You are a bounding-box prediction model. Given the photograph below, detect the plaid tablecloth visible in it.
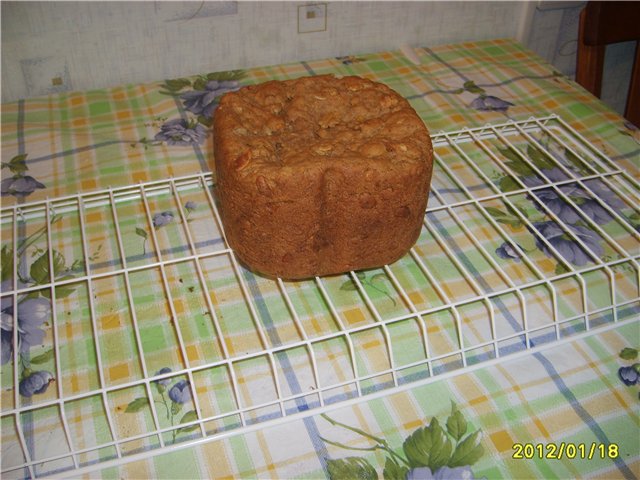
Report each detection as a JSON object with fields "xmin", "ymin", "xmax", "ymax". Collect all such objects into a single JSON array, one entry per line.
[{"xmin": 1, "ymin": 38, "xmax": 639, "ymax": 479}]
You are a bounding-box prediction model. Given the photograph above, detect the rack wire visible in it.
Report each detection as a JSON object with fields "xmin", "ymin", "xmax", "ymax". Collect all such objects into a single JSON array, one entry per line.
[{"xmin": 1, "ymin": 115, "xmax": 638, "ymax": 478}]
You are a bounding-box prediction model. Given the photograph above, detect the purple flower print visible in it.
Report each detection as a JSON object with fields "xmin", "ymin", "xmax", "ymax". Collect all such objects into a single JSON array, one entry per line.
[
  {"xmin": 407, "ymin": 466, "xmax": 484, "ymax": 480},
  {"xmin": 1, "ymin": 308, "xmax": 14, "ymax": 364},
  {"xmin": 541, "ymin": 186, "xmax": 617, "ymax": 225},
  {"xmin": 1, "ymin": 325, "xmax": 12, "ymax": 365},
  {"xmin": 0, "ymin": 297, "xmax": 51, "ymax": 365},
  {"xmin": 168, "ymin": 380, "xmax": 192, "ymax": 404},
  {"xmin": 530, "ymin": 187, "xmax": 585, "ymax": 225},
  {"xmin": 154, "ymin": 119, "xmax": 208, "ymax": 146},
  {"xmin": 532, "ymin": 221, "xmax": 603, "ymax": 266},
  {"xmin": 1, "ymin": 279, "xmax": 11, "ymax": 301},
  {"xmin": 19, "ymin": 370, "xmax": 54, "ymax": 397},
  {"xmin": 152, "ymin": 211, "xmax": 174, "ymax": 228},
  {"xmin": 523, "ymin": 170, "xmax": 624, "ymax": 226},
  {"xmin": 470, "ymin": 95, "xmax": 514, "ymax": 112},
  {"xmin": 336, "ymin": 55, "xmax": 365, "ymax": 65},
  {"xmin": 1, "ymin": 175, "xmax": 45, "ymax": 198},
  {"xmin": 1, "ymin": 153, "xmax": 45, "ymax": 198},
  {"xmin": 184, "ymin": 201, "xmax": 197, "ymax": 220},
  {"xmin": 181, "ymin": 80, "xmax": 240, "ymax": 118},
  {"xmin": 618, "ymin": 365, "xmax": 639, "ymax": 386},
  {"xmin": 495, "ymin": 242, "xmax": 523, "ymax": 261},
  {"xmin": 521, "ymin": 167, "xmax": 570, "ymax": 188},
  {"xmin": 154, "ymin": 367, "xmax": 173, "ymax": 387},
  {"xmin": 580, "ymin": 179, "xmax": 626, "ymax": 224},
  {"xmin": 405, "ymin": 467, "xmax": 430, "ymax": 480},
  {"xmin": 17, "ymin": 298, "xmax": 50, "ymax": 345}
]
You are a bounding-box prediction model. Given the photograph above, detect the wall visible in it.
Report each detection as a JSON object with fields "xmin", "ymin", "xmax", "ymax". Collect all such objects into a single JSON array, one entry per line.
[
  {"xmin": 525, "ymin": 1, "xmax": 635, "ymax": 116},
  {"xmin": 1, "ymin": 1, "xmax": 526, "ymax": 103}
]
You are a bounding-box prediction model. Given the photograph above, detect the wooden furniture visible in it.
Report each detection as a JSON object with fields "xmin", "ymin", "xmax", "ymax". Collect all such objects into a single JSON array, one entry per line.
[{"xmin": 576, "ymin": 1, "xmax": 640, "ymax": 125}]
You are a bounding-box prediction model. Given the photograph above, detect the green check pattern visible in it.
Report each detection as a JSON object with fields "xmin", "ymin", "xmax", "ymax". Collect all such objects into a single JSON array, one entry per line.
[{"xmin": 0, "ymin": 39, "xmax": 639, "ymax": 479}]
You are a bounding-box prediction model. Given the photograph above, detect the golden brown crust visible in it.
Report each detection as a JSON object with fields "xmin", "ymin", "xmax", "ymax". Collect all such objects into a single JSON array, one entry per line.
[{"xmin": 212, "ymin": 74, "xmax": 433, "ymax": 279}]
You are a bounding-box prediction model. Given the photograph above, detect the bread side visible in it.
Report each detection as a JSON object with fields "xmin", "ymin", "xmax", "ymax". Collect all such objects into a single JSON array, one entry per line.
[{"xmin": 213, "ymin": 75, "xmax": 433, "ymax": 279}]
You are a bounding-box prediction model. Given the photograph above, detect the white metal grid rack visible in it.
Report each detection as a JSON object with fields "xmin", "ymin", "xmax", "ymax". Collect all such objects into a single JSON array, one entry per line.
[{"xmin": 1, "ymin": 115, "xmax": 638, "ymax": 478}]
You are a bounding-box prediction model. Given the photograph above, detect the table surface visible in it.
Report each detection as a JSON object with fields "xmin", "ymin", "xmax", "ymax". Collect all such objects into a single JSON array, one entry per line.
[{"xmin": 1, "ymin": 38, "xmax": 639, "ymax": 480}]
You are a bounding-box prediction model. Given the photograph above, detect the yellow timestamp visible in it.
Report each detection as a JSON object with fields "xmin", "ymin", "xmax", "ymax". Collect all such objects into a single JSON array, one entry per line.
[{"xmin": 512, "ymin": 443, "xmax": 619, "ymax": 460}]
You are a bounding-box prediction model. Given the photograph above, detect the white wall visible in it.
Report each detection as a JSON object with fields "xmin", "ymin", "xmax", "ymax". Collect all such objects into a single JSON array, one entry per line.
[
  {"xmin": 1, "ymin": 1, "xmax": 526, "ymax": 102},
  {"xmin": 525, "ymin": 1, "xmax": 635, "ymax": 116}
]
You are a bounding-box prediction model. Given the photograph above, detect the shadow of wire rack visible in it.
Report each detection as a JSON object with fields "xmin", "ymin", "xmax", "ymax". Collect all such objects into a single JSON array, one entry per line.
[{"xmin": 1, "ymin": 115, "xmax": 638, "ymax": 478}]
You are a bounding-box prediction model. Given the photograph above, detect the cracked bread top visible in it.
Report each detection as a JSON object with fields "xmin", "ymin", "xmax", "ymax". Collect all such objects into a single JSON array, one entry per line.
[{"xmin": 213, "ymin": 75, "xmax": 431, "ymax": 175}]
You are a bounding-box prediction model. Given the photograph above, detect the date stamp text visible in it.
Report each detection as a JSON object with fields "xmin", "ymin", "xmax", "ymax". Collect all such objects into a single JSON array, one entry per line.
[{"xmin": 512, "ymin": 443, "xmax": 619, "ymax": 460}]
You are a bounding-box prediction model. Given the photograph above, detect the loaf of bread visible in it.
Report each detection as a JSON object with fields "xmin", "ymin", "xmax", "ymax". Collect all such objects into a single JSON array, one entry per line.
[{"xmin": 212, "ymin": 74, "xmax": 433, "ymax": 280}]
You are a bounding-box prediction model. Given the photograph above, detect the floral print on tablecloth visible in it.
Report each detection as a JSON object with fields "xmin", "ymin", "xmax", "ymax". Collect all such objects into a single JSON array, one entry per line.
[
  {"xmin": 148, "ymin": 71, "xmax": 246, "ymax": 147},
  {"xmin": 322, "ymin": 402, "xmax": 485, "ymax": 480},
  {"xmin": 490, "ymin": 135, "xmax": 632, "ymax": 273}
]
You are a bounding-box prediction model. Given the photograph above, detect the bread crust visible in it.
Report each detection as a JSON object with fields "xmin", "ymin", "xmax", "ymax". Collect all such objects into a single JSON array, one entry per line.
[{"xmin": 212, "ymin": 74, "xmax": 433, "ymax": 279}]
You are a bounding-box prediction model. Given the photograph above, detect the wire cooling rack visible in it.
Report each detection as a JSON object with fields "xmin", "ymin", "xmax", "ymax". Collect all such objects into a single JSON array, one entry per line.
[{"xmin": 1, "ymin": 115, "xmax": 638, "ymax": 478}]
